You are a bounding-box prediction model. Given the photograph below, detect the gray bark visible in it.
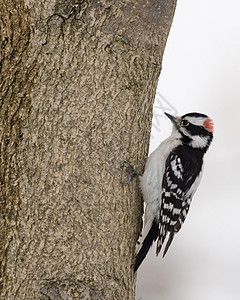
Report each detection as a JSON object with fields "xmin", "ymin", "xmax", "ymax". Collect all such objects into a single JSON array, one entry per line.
[{"xmin": 0, "ymin": 1, "xmax": 177, "ymax": 299}]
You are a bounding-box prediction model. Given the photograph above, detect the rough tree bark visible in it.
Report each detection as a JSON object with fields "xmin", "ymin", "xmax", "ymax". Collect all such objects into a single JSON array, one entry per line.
[{"xmin": 0, "ymin": 1, "xmax": 177, "ymax": 299}]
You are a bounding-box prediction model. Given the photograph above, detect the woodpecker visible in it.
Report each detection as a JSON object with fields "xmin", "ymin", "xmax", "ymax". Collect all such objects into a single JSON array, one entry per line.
[{"xmin": 123, "ymin": 112, "xmax": 214, "ymax": 271}]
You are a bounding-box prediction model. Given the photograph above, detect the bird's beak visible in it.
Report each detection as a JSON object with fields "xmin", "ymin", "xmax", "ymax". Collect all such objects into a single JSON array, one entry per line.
[{"xmin": 164, "ymin": 112, "xmax": 178, "ymax": 127}]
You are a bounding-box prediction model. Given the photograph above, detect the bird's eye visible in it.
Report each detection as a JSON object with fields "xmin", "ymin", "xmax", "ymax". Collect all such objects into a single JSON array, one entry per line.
[{"xmin": 181, "ymin": 120, "xmax": 189, "ymax": 126}]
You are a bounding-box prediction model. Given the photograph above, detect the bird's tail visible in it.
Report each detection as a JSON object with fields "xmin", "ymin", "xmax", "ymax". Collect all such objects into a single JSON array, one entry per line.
[{"xmin": 134, "ymin": 218, "xmax": 158, "ymax": 272}]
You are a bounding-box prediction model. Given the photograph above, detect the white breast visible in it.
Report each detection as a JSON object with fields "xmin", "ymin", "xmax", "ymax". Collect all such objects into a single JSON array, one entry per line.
[{"xmin": 140, "ymin": 130, "xmax": 182, "ymax": 225}]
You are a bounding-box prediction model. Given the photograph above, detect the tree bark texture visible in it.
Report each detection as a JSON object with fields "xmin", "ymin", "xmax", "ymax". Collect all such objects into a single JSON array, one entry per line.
[{"xmin": 0, "ymin": 1, "xmax": 177, "ymax": 299}]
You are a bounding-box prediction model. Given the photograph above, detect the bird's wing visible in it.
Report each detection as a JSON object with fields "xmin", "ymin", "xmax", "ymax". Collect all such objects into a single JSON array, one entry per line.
[{"xmin": 157, "ymin": 147, "xmax": 202, "ymax": 256}]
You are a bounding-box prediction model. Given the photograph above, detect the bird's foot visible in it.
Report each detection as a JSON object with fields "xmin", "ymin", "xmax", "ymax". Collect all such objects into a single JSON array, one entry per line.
[{"xmin": 121, "ymin": 161, "xmax": 139, "ymax": 184}]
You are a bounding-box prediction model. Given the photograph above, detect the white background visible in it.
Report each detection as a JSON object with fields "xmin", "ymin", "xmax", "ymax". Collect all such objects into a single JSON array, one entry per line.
[{"xmin": 136, "ymin": 1, "xmax": 240, "ymax": 299}]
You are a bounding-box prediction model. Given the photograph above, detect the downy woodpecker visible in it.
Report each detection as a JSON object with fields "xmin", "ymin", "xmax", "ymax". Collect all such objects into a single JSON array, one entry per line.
[{"xmin": 124, "ymin": 112, "xmax": 214, "ymax": 271}]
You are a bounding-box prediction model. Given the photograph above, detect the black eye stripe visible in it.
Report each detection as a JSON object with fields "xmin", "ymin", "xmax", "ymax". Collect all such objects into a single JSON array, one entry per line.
[
  {"xmin": 187, "ymin": 124, "xmax": 203, "ymax": 135},
  {"xmin": 184, "ymin": 123, "xmax": 212, "ymax": 136}
]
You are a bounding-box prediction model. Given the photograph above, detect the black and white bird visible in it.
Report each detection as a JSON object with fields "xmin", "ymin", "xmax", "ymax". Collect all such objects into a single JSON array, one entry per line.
[{"xmin": 129, "ymin": 112, "xmax": 214, "ymax": 271}]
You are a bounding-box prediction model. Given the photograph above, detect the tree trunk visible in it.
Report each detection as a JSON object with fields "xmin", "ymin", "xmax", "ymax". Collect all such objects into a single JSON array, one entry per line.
[{"xmin": 0, "ymin": 1, "xmax": 177, "ymax": 299}]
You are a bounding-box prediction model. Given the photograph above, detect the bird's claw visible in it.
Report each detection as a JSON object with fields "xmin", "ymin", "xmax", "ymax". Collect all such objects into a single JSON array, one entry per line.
[{"xmin": 121, "ymin": 161, "xmax": 139, "ymax": 184}]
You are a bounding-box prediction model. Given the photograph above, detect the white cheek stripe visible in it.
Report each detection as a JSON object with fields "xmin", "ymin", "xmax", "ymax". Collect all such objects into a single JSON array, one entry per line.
[
  {"xmin": 190, "ymin": 135, "xmax": 209, "ymax": 148},
  {"xmin": 180, "ymin": 127, "xmax": 209, "ymax": 149}
]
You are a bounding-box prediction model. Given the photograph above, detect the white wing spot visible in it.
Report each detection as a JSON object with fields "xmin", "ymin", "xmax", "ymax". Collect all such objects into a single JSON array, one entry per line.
[
  {"xmin": 164, "ymin": 191, "xmax": 171, "ymax": 197},
  {"xmin": 170, "ymin": 220, "xmax": 177, "ymax": 226},
  {"xmin": 173, "ymin": 208, "xmax": 181, "ymax": 215},
  {"xmin": 177, "ymin": 188, "xmax": 182, "ymax": 195},
  {"xmin": 170, "ymin": 156, "xmax": 183, "ymax": 179}
]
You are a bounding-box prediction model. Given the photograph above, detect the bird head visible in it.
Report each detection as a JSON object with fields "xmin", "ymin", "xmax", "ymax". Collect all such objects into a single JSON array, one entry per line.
[{"xmin": 165, "ymin": 112, "xmax": 214, "ymax": 151}]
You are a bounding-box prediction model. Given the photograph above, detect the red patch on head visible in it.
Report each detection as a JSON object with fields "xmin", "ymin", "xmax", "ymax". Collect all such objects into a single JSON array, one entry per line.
[{"xmin": 203, "ymin": 118, "xmax": 214, "ymax": 133}]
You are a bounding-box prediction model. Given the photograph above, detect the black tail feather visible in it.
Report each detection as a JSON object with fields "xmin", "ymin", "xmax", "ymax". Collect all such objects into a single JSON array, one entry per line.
[
  {"xmin": 163, "ymin": 231, "xmax": 174, "ymax": 257},
  {"xmin": 134, "ymin": 219, "xmax": 158, "ymax": 272}
]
